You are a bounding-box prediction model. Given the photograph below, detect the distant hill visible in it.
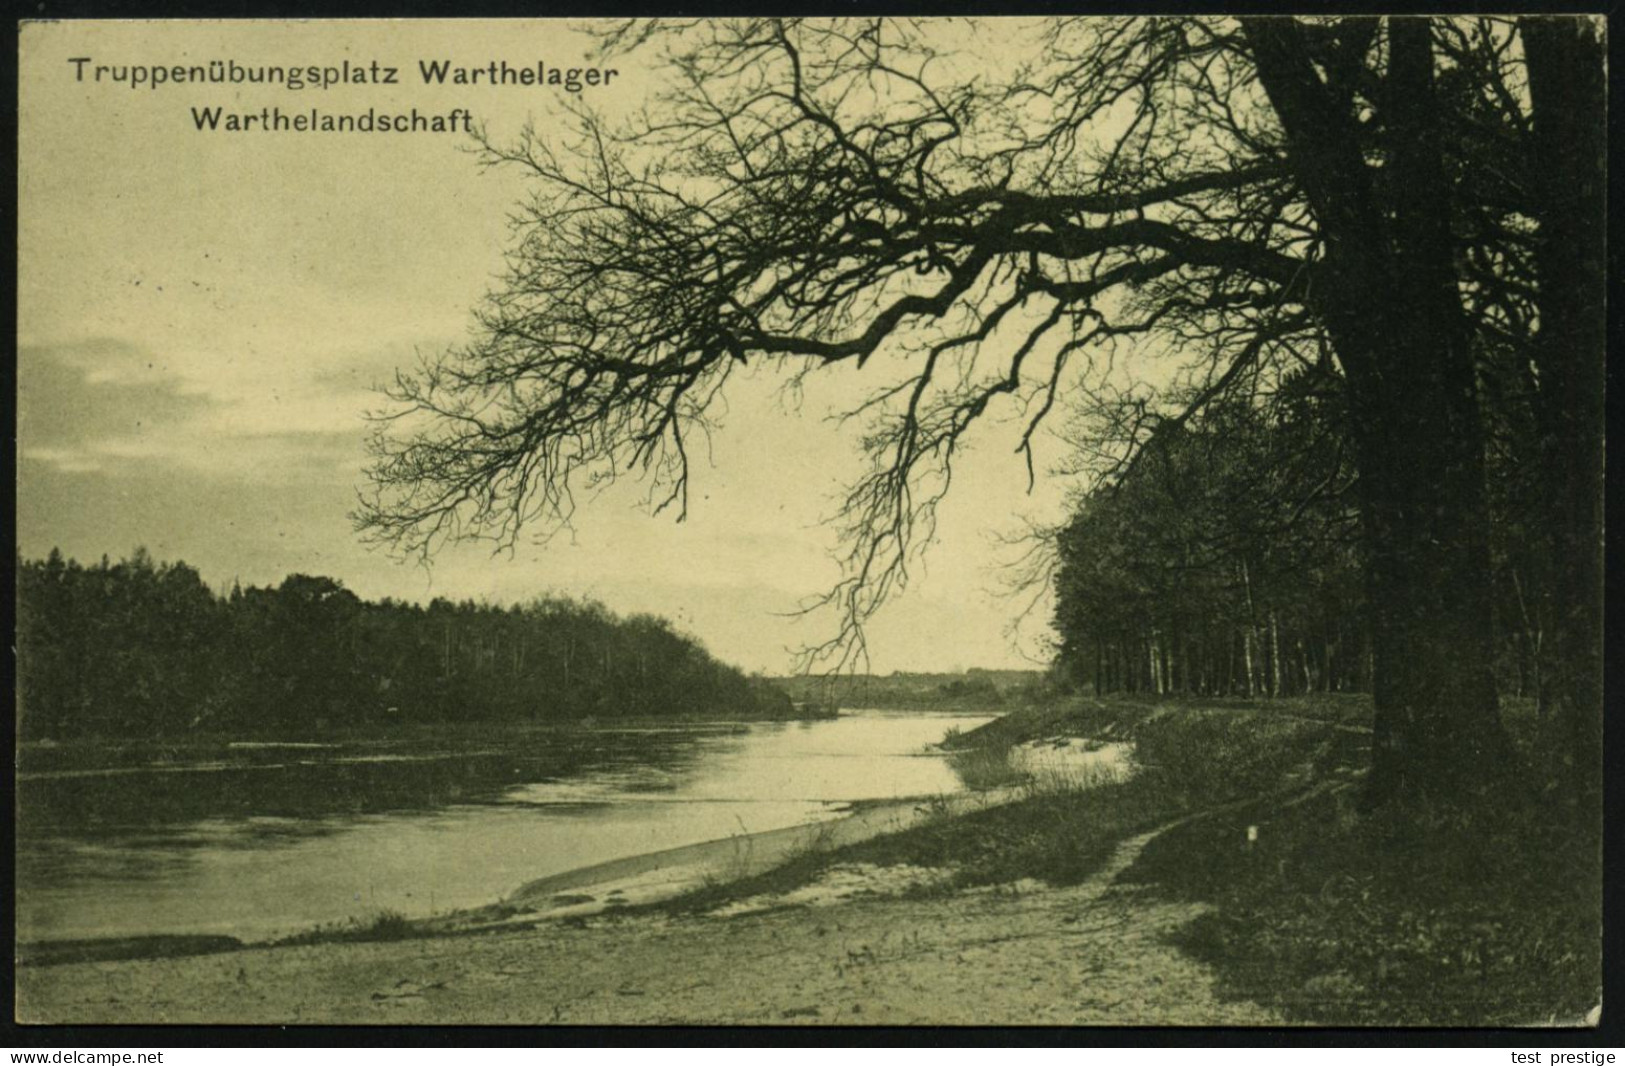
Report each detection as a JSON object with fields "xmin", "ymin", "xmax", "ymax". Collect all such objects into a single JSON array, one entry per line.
[{"xmin": 765, "ymin": 669, "xmax": 1056, "ymax": 712}]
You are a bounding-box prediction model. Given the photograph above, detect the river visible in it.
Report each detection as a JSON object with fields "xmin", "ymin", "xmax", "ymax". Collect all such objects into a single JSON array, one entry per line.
[{"xmin": 15, "ymin": 709, "xmax": 996, "ymax": 944}]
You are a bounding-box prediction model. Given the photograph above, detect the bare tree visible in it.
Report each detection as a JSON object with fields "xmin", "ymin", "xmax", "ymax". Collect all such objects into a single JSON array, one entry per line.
[{"xmin": 358, "ymin": 16, "xmax": 1604, "ymax": 814}]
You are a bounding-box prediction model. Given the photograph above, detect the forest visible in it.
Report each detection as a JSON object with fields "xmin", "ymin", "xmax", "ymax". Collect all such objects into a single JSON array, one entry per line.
[
  {"xmin": 1048, "ymin": 352, "xmax": 1560, "ymax": 708},
  {"xmin": 14, "ymin": 548, "xmax": 791, "ymax": 740},
  {"xmin": 1052, "ymin": 377, "xmax": 1364, "ymax": 700}
]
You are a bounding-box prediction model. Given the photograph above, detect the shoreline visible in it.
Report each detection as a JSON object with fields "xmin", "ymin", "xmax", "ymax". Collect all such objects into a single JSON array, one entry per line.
[
  {"xmin": 17, "ymin": 721, "xmax": 1129, "ymax": 965},
  {"xmin": 16, "ymin": 696, "xmax": 1599, "ymax": 1026},
  {"xmin": 15, "ymin": 814, "xmax": 1279, "ymax": 1026},
  {"xmin": 481, "ymin": 788, "xmax": 1020, "ymax": 921},
  {"xmin": 18, "ymin": 706, "xmax": 1007, "ymax": 962},
  {"xmin": 17, "ymin": 783, "xmax": 1026, "ymax": 968}
]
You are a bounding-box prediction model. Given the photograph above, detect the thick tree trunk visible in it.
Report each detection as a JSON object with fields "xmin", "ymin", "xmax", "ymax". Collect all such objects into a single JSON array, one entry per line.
[
  {"xmin": 1247, "ymin": 18, "xmax": 1513, "ymax": 810},
  {"xmin": 1351, "ymin": 386, "xmax": 1507, "ymax": 806},
  {"xmin": 1522, "ymin": 17, "xmax": 1606, "ymax": 821}
]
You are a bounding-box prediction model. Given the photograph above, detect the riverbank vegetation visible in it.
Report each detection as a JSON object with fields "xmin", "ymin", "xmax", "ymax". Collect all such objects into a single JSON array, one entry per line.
[
  {"xmin": 665, "ymin": 695, "xmax": 1599, "ymax": 1025},
  {"xmin": 15, "ymin": 548, "xmax": 793, "ymax": 740},
  {"xmin": 666, "ymin": 697, "xmax": 1342, "ymax": 910}
]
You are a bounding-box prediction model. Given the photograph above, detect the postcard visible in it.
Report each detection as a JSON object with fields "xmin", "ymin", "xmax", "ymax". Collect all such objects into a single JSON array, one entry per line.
[{"xmin": 15, "ymin": 15, "xmax": 1605, "ymax": 1029}]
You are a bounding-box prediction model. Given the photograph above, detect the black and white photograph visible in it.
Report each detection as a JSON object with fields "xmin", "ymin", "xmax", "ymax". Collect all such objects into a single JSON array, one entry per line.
[{"xmin": 13, "ymin": 14, "xmax": 1607, "ymax": 1028}]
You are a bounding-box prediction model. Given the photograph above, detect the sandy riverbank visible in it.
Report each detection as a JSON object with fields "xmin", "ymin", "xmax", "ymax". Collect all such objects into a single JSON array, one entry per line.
[
  {"xmin": 15, "ymin": 820, "xmax": 1278, "ymax": 1026},
  {"xmin": 489, "ymin": 789, "xmax": 1018, "ymax": 922},
  {"xmin": 30, "ymin": 695, "xmax": 1576, "ymax": 1027},
  {"xmin": 16, "ymin": 736, "xmax": 1219, "ymax": 1026},
  {"xmin": 335, "ymin": 736, "xmax": 1127, "ymax": 938},
  {"xmin": 13, "ymin": 787, "xmax": 1025, "ymax": 968},
  {"xmin": 19, "ymin": 695, "xmax": 1605, "ymax": 1027}
]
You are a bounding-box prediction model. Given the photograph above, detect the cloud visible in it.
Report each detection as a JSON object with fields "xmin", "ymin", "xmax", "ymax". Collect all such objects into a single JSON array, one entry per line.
[
  {"xmin": 18, "ymin": 340, "xmax": 211, "ymax": 457},
  {"xmin": 17, "ymin": 339, "xmax": 372, "ymax": 483}
]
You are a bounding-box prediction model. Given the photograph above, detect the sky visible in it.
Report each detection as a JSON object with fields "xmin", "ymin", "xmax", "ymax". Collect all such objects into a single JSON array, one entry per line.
[{"xmin": 17, "ymin": 19, "xmax": 1080, "ymax": 675}]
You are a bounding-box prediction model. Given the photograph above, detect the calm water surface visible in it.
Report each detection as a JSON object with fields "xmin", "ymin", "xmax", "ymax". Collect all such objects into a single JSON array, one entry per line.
[{"xmin": 16, "ymin": 709, "xmax": 994, "ymax": 943}]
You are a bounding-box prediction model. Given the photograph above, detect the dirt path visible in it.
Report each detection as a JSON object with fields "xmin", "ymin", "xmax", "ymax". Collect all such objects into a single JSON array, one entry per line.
[{"xmin": 17, "ymin": 823, "xmax": 1281, "ymax": 1026}]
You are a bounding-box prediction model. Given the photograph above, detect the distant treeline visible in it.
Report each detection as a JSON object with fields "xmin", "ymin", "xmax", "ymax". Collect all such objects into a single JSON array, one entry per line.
[
  {"xmin": 769, "ymin": 669, "xmax": 1054, "ymax": 711},
  {"xmin": 15, "ymin": 548, "xmax": 791, "ymax": 740}
]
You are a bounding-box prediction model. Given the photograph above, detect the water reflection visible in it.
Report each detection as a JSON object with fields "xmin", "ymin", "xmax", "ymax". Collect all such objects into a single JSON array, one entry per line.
[{"xmin": 16, "ymin": 710, "xmax": 992, "ymax": 943}]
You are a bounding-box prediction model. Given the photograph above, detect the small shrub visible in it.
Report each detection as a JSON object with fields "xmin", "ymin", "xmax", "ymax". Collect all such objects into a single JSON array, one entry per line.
[
  {"xmin": 273, "ymin": 908, "xmax": 418, "ymax": 947},
  {"xmin": 353, "ymin": 909, "xmax": 414, "ymax": 942},
  {"xmin": 945, "ymin": 743, "xmax": 1028, "ymax": 790},
  {"xmin": 1021, "ymin": 759, "xmax": 1127, "ymax": 797},
  {"xmin": 786, "ymin": 819, "xmax": 840, "ymax": 862}
]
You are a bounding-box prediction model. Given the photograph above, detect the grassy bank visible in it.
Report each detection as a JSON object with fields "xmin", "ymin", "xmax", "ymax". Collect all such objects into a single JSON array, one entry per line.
[
  {"xmin": 663, "ymin": 693, "xmax": 1601, "ymax": 1026},
  {"xmin": 660, "ymin": 693, "xmax": 1356, "ymax": 912}
]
